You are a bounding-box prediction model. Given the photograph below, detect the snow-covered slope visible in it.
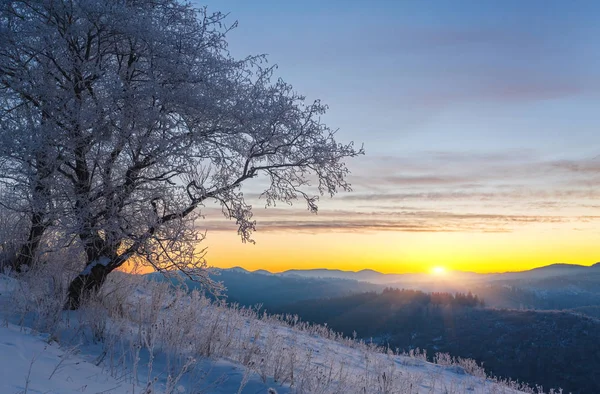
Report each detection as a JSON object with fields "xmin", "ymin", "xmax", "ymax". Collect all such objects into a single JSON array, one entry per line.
[
  {"xmin": 0, "ymin": 322, "xmax": 135, "ymax": 394},
  {"xmin": 0, "ymin": 273, "xmax": 534, "ymax": 393}
]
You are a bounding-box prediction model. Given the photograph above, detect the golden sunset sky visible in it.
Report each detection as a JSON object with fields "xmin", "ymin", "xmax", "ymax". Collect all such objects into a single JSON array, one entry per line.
[{"xmin": 194, "ymin": 0, "xmax": 600, "ymax": 274}]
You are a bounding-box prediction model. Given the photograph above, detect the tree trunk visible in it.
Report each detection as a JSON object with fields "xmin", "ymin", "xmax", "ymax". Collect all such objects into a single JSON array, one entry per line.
[
  {"xmin": 13, "ymin": 212, "xmax": 47, "ymax": 272},
  {"xmin": 65, "ymin": 237, "xmax": 130, "ymax": 310},
  {"xmin": 15, "ymin": 147, "xmax": 52, "ymax": 272},
  {"xmin": 65, "ymin": 256, "xmax": 113, "ymax": 310}
]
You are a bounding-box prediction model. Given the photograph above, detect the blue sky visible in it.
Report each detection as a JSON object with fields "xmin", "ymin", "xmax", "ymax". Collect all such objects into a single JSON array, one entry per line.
[
  {"xmin": 203, "ymin": 0, "xmax": 600, "ymax": 156},
  {"xmin": 198, "ymin": 0, "xmax": 600, "ymax": 272}
]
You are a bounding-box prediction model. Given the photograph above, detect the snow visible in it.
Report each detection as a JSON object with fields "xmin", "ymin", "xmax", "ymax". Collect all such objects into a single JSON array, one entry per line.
[
  {"xmin": 0, "ymin": 274, "xmax": 531, "ymax": 394},
  {"xmin": 0, "ymin": 322, "xmax": 285, "ymax": 394},
  {"xmin": 0, "ymin": 274, "xmax": 17, "ymax": 294},
  {"xmin": 81, "ymin": 257, "xmax": 111, "ymax": 275},
  {"xmin": 0, "ymin": 321, "xmax": 501, "ymax": 394},
  {"xmin": 0, "ymin": 323, "xmax": 133, "ymax": 394}
]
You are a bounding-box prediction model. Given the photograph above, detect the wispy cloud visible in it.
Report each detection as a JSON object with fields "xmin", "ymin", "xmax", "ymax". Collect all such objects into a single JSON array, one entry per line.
[
  {"xmin": 339, "ymin": 189, "xmax": 600, "ymax": 203},
  {"xmin": 198, "ymin": 207, "xmax": 600, "ymax": 234},
  {"xmin": 208, "ymin": 152, "xmax": 600, "ymax": 235},
  {"xmin": 551, "ymin": 158, "xmax": 600, "ymax": 174},
  {"xmin": 346, "ymin": 153, "xmax": 600, "ymax": 198}
]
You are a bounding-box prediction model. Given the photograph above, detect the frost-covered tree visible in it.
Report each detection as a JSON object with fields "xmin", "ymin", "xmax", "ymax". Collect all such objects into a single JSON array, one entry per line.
[
  {"xmin": 0, "ymin": 0, "xmax": 363, "ymax": 308},
  {"xmin": 0, "ymin": 88, "xmax": 60, "ymax": 272}
]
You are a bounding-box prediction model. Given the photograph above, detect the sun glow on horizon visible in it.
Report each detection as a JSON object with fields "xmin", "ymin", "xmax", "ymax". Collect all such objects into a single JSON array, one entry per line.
[
  {"xmin": 430, "ymin": 266, "xmax": 447, "ymax": 276},
  {"xmin": 199, "ymin": 227, "xmax": 600, "ymax": 274}
]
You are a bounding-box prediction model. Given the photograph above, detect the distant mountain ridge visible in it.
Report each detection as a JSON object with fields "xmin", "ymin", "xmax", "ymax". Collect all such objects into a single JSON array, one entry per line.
[
  {"xmin": 148, "ymin": 261, "xmax": 600, "ymax": 315},
  {"xmin": 215, "ymin": 262, "xmax": 600, "ymax": 285},
  {"xmin": 234, "ymin": 262, "xmax": 600, "ymax": 279},
  {"xmin": 487, "ymin": 263, "xmax": 600, "ymax": 281},
  {"xmin": 148, "ymin": 267, "xmax": 382, "ymax": 308},
  {"xmin": 209, "ymin": 262, "xmax": 600, "ymax": 312},
  {"xmin": 280, "ymin": 268, "xmax": 391, "ymax": 282}
]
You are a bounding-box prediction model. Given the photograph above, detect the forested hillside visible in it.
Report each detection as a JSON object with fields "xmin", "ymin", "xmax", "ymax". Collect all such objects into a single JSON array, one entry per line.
[{"xmin": 274, "ymin": 289, "xmax": 600, "ymax": 394}]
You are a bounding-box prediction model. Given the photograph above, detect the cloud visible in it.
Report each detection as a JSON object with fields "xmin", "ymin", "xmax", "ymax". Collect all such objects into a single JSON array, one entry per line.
[
  {"xmin": 344, "ymin": 153, "xmax": 600, "ymax": 201},
  {"xmin": 551, "ymin": 158, "xmax": 600, "ymax": 174},
  {"xmin": 339, "ymin": 189, "xmax": 600, "ymax": 203},
  {"xmin": 199, "ymin": 218, "xmax": 507, "ymax": 234},
  {"xmin": 378, "ymin": 175, "xmax": 477, "ymax": 186},
  {"xmin": 198, "ymin": 152, "xmax": 600, "ymax": 235},
  {"xmin": 197, "ymin": 208, "xmax": 600, "ymax": 235}
]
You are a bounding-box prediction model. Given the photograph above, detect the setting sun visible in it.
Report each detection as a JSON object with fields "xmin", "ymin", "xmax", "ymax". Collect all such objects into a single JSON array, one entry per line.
[{"xmin": 430, "ymin": 266, "xmax": 447, "ymax": 275}]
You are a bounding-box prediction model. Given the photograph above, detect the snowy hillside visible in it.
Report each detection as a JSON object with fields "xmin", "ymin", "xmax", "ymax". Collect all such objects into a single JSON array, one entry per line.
[
  {"xmin": 0, "ymin": 322, "xmax": 131, "ymax": 394},
  {"xmin": 0, "ymin": 273, "xmax": 544, "ymax": 394}
]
